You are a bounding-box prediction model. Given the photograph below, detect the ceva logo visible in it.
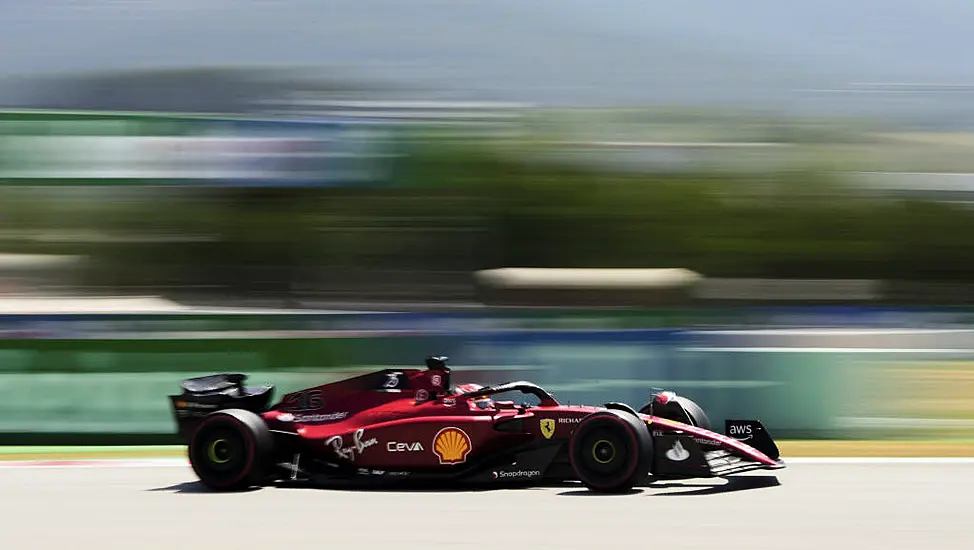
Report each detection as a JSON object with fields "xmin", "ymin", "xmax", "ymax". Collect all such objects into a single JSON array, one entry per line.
[{"xmin": 387, "ymin": 441, "xmax": 424, "ymax": 452}]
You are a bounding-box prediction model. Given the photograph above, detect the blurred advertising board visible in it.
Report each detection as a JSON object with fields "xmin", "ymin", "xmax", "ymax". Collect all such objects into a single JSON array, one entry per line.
[
  {"xmin": 0, "ymin": 110, "xmax": 395, "ymax": 187},
  {"xmin": 1, "ymin": 307, "xmax": 974, "ymax": 440},
  {"xmin": 0, "ymin": 305, "xmax": 971, "ymax": 339}
]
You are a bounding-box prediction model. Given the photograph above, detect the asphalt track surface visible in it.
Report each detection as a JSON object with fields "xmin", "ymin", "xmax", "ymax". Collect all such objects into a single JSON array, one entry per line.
[{"xmin": 1, "ymin": 460, "xmax": 972, "ymax": 550}]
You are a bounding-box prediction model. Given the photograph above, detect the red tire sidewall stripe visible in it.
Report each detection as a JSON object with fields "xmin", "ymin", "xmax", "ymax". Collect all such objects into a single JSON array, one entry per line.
[
  {"xmin": 191, "ymin": 413, "xmax": 258, "ymax": 488},
  {"xmin": 569, "ymin": 414, "xmax": 641, "ymax": 490}
]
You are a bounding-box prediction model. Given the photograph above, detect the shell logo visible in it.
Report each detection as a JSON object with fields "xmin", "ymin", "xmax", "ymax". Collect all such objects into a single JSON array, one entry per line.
[{"xmin": 432, "ymin": 427, "xmax": 472, "ymax": 464}]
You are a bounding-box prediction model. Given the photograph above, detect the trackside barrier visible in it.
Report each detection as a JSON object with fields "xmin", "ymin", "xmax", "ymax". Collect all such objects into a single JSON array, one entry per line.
[{"xmin": 1, "ymin": 309, "xmax": 974, "ymax": 442}]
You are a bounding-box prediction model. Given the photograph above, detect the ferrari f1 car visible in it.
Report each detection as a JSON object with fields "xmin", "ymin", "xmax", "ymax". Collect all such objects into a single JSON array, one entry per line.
[{"xmin": 169, "ymin": 356, "xmax": 785, "ymax": 493}]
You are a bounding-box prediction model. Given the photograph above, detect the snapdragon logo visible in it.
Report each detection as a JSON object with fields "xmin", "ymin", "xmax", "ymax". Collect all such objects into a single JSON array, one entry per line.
[{"xmin": 492, "ymin": 469, "xmax": 542, "ymax": 480}]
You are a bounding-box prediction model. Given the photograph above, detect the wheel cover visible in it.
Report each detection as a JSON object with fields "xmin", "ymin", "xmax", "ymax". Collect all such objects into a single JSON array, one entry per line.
[
  {"xmin": 207, "ymin": 438, "xmax": 232, "ymax": 464},
  {"xmin": 591, "ymin": 439, "xmax": 617, "ymax": 465},
  {"xmin": 571, "ymin": 418, "xmax": 640, "ymax": 490}
]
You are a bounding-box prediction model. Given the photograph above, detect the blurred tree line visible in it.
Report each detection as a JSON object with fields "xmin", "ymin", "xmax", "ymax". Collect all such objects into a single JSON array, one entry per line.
[{"xmin": 3, "ymin": 136, "xmax": 974, "ymax": 302}]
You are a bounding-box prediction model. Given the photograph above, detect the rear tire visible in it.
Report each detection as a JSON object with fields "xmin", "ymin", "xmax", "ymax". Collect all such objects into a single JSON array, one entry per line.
[
  {"xmin": 568, "ymin": 409, "xmax": 653, "ymax": 493},
  {"xmin": 188, "ymin": 409, "xmax": 272, "ymax": 491}
]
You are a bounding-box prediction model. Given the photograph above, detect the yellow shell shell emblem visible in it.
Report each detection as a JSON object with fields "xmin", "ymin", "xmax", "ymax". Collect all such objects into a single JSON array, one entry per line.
[
  {"xmin": 433, "ymin": 427, "xmax": 472, "ymax": 464},
  {"xmin": 540, "ymin": 418, "xmax": 555, "ymax": 439}
]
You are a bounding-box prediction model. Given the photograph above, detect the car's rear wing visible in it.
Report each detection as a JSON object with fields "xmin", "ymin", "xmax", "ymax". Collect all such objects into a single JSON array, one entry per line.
[{"xmin": 168, "ymin": 373, "xmax": 275, "ymax": 440}]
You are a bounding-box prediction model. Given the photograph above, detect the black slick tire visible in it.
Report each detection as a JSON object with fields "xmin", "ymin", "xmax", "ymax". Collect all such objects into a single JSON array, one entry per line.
[
  {"xmin": 188, "ymin": 408, "xmax": 272, "ymax": 491},
  {"xmin": 672, "ymin": 396, "xmax": 712, "ymax": 432},
  {"xmin": 568, "ymin": 408, "xmax": 653, "ymax": 493}
]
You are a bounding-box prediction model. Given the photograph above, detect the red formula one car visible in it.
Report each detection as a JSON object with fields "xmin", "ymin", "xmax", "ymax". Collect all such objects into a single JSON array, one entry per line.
[{"xmin": 169, "ymin": 356, "xmax": 784, "ymax": 493}]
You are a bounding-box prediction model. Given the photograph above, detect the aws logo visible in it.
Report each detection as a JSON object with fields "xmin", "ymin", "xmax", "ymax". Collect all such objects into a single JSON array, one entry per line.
[{"xmin": 728, "ymin": 423, "xmax": 754, "ymax": 441}]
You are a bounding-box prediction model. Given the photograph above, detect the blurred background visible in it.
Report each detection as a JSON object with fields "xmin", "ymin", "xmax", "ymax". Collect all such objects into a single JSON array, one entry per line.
[{"xmin": 2, "ymin": 0, "xmax": 974, "ymax": 446}]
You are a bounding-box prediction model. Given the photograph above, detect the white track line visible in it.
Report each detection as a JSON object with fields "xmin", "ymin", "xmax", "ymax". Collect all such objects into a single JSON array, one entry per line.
[
  {"xmin": 0, "ymin": 458, "xmax": 188, "ymax": 469},
  {"xmin": 785, "ymin": 457, "xmax": 974, "ymax": 464}
]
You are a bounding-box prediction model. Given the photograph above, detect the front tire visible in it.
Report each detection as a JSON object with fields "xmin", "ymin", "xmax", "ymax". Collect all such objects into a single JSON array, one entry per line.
[
  {"xmin": 673, "ymin": 396, "xmax": 712, "ymax": 432},
  {"xmin": 568, "ymin": 409, "xmax": 653, "ymax": 493},
  {"xmin": 642, "ymin": 395, "xmax": 713, "ymax": 431},
  {"xmin": 188, "ymin": 409, "xmax": 272, "ymax": 491}
]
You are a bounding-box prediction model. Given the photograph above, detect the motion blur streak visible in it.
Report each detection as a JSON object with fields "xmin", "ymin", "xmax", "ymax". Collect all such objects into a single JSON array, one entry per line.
[{"xmin": 0, "ymin": 5, "xmax": 973, "ymax": 539}]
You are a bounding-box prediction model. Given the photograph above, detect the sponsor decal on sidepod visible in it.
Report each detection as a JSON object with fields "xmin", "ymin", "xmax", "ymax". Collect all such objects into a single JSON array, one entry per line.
[
  {"xmin": 492, "ymin": 469, "xmax": 542, "ymax": 480},
  {"xmin": 278, "ymin": 412, "xmax": 349, "ymax": 423},
  {"xmin": 433, "ymin": 427, "xmax": 472, "ymax": 464},
  {"xmin": 326, "ymin": 429, "xmax": 378, "ymax": 461},
  {"xmin": 387, "ymin": 441, "xmax": 424, "ymax": 452}
]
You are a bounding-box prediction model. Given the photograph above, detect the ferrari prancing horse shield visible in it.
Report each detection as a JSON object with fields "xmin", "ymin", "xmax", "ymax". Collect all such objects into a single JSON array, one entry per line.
[{"xmin": 540, "ymin": 418, "xmax": 555, "ymax": 439}]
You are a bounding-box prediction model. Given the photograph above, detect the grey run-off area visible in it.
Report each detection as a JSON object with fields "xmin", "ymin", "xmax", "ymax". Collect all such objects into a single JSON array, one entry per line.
[{"xmin": 0, "ymin": 462, "xmax": 971, "ymax": 550}]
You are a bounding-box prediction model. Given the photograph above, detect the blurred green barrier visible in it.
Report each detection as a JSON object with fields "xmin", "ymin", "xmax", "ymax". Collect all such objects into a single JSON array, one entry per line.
[
  {"xmin": 0, "ymin": 333, "xmax": 449, "ymax": 441},
  {"xmin": 451, "ymin": 327, "xmax": 974, "ymax": 440},
  {"xmin": 0, "ymin": 337, "xmax": 350, "ymax": 373},
  {"xmin": 0, "ymin": 371, "xmax": 357, "ymax": 434},
  {"xmin": 453, "ymin": 337, "xmax": 848, "ymax": 439},
  {"xmin": 2, "ymin": 311, "xmax": 974, "ymax": 442}
]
